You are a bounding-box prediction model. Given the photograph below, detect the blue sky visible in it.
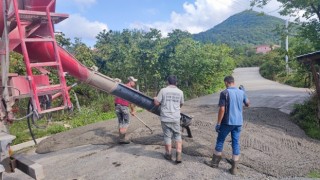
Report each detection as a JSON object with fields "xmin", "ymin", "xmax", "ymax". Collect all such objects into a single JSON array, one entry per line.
[{"xmin": 55, "ymin": 0, "xmax": 286, "ymax": 47}]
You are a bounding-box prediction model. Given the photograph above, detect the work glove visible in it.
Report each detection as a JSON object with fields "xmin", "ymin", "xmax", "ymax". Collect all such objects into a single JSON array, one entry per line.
[
  {"xmin": 239, "ymin": 85, "xmax": 245, "ymax": 92},
  {"xmin": 215, "ymin": 124, "xmax": 221, "ymax": 133}
]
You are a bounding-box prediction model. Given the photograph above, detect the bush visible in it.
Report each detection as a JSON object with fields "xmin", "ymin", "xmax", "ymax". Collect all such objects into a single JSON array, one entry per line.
[
  {"xmin": 291, "ymin": 94, "xmax": 320, "ymax": 140},
  {"xmin": 235, "ymin": 54, "xmax": 265, "ymax": 67}
]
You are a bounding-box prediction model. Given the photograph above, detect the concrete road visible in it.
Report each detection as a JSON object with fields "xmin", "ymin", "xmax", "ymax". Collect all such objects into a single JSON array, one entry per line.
[
  {"xmin": 4, "ymin": 67, "xmax": 311, "ymax": 180},
  {"xmin": 188, "ymin": 67, "xmax": 310, "ymax": 114}
]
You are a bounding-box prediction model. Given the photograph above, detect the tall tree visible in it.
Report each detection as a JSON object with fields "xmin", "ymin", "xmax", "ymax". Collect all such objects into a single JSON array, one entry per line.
[
  {"xmin": 71, "ymin": 38, "xmax": 95, "ymax": 68},
  {"xmin": 55, "ymin": 32, "xmax": 71, "ymax": 50},
  {"xmin": 250, "ymin": 0, "xmax": 320, "ymax": 48}
]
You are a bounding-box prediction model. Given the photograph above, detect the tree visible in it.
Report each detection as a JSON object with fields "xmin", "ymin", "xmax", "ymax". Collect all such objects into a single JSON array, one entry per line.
[
  {"xmin": 55, "ymin": 32, "xmax": 71, "ymax": 50},
  {"xmin": 250, "ymin": 0, "xmax": 320, "ymax": 48},
  {"xmin": 250, "ymin": 0, "xmax": 320, "ymax": 20},
  {"xmin": 135, "ymin": 29, "xmax": 163, "ymax": 92},
  {"xmin": 71, "ymin": 38, "xmax": 95, "ymax": 68},
  {"xmin": 93, "ymin": 28, "xmax": 236, "ymax": 98}
]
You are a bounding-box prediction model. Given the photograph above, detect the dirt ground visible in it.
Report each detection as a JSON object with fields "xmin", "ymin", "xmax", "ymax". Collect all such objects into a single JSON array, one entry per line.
[
  {"xmin": 34, "ymin": 102, "xmax": 320, "ymax": 179},
  {"xmin": 7, "ymin": 67, "xmax": 319, "ymax": 179}
]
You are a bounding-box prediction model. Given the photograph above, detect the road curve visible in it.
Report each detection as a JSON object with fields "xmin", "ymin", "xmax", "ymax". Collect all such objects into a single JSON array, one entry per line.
[{"xmin": 188, "ymin": 67, "xmax": 310, "ymax": 114}]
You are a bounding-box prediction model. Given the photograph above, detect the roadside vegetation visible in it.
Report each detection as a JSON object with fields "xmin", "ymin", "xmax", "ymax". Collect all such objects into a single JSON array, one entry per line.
[
  {"xmin": 251, "ymin": 39, "xmax": 320, "ymax": 141},
  {"xmin": 249, "ymin": 0, "xmax": 320, "ymax": 147}
]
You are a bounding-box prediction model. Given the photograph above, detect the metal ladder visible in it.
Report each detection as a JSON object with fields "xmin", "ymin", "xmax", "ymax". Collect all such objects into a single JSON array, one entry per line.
[{"xmin": 9, "ymin": 0, "xmax": 72, "ymax": 114}]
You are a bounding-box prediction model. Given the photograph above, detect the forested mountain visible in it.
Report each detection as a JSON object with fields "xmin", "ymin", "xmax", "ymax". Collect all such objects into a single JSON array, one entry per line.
[{"xmin": 193, "ymin": 10, "xmax": 285, "ymax": 47}]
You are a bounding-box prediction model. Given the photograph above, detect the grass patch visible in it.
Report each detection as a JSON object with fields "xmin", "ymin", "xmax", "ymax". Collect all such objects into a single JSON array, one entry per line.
[
  {"xmin": 9, "ymin": 109, "xmax": 116, "ymax": 145},
  {"xmin": 307, "ymin": 171, "xmax": 320, "ymax": 178},
  {"xmin": 8, "ymin": 94, "xmax": 117, "ymax": 145}
]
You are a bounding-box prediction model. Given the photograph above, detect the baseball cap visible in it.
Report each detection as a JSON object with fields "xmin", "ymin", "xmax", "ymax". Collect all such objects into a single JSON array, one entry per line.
[
  {"xmin": 128, "ymin": 76, "xmax": 138, "ymax": 82},
  {"xmin": 114, "ymin": 78, "xmax": 122, "ymax": 83}
]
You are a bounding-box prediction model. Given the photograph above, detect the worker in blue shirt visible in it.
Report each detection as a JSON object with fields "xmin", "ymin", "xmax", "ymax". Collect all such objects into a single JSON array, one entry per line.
[{"xmin": 205, "ymin": 76, "xmax": 250, "ymax": 175}]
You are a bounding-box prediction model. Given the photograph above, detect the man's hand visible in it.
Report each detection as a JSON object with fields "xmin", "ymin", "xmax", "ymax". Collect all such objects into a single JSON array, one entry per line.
[
  {"xmin": 215, "ymin": 124, "xmax": 221, "ymax": 133},
  {"xmin": 130, "ymin": 110, "xmax": 136, "ymax": 116},
  {"xmin": 154, "ymin": 97, "xmax": 160, "ymax": 106}
]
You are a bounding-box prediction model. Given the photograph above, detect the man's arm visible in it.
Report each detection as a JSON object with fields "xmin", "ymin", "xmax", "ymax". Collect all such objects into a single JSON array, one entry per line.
[
  {"xmin": 154, "ymin": 97, "xmax": 160, "ymax": 106},
  {"xmin": 240, "ymin": 85, "xmax": 250, "ymax": 107},
  {"xmin": 180, "ymin": 91, "xmax": 184, "ymax": 108},
  {"xmin": 244, "ymin": 94, "xmax": 250, "ymax": 107},
  {"xmin": 217, "ymin": 106, "xmax": 225, "ymax": 125},
  {"xmin": 244, "ymin": 98, "xmax": 250, "ymax": 107},
  {"xmin": 215, "ymin": 105, "xmax": 225, "ymax": 133},
  {"xmin": 154, "ymin": 89, "xmax": 162, "ymax": 106},
  {"xmin": 129, "ymin": 104, "xmax": 136, "ymax": 116}
]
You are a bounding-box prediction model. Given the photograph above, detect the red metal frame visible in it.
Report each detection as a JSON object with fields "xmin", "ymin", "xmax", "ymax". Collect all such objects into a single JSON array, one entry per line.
[
  {"xmin": 12, "ymin": 0, "xmax": 40, "ymax": 112},
  {"xmin": 45, "ymin": 0, "xmax": 72, "ymax": 109},
  {"xmin": 10, "ymin": 0, "xmax": 72, "ymax": 114}
]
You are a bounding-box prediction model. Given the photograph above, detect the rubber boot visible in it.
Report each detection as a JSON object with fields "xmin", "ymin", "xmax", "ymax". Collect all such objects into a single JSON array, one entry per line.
[
  {"xmin": 229, "ymin": 159, "xmax": 238, "ymax": 175},
  {"xmin": 164, "ymin": 153, "xmax": 172, "ymax": 161},
  {"xmin": 119, "ymin": 133, "xmax": 130, "ymax": 144},
  {"xmin": 204, "ymin": 154, "xmax": 222, "ymax": 168},
  {"xmin": 176, "ymin": 152, "xmax": 182, "ymax": 163}
]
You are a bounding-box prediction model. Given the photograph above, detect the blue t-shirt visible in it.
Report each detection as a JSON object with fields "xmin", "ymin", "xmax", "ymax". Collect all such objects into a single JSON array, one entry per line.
[{"xmin": 218, "ymin": 87, "xmax": 247, "ymax": 125}]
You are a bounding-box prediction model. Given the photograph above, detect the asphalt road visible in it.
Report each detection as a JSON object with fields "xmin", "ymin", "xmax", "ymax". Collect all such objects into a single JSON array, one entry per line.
[
  {"xmin": 188, "ymin": 67, "xmax": 310, "ymax": 114},
  {"xmin": 4, "ymin": 67, "xmax": 311, "ymax": 180}
]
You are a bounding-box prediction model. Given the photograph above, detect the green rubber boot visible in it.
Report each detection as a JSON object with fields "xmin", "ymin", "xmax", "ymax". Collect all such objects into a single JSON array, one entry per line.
[
  {"xmin": 119, "ymin": 133, "xmax": 130, "ymax": 144},
  {"xmin": 176, "ymin": 152, "xmax": 182, "ymax": 163},
  {"xmin": 204, "ymin": 154, "xmax": 221, "ymax": 168},
  {"xmin": 229, "ymin": 159, "xmax": 238, "ymax": 175}
]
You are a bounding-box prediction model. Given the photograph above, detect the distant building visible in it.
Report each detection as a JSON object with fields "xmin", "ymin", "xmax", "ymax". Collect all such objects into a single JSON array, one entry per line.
[
  {"xmin": 256, "ymin": 45, "xmax": 272, "ymax": 54},
  {"xmin": 256, "ymin": 44, "xmax": 280, "ymax": 54}
]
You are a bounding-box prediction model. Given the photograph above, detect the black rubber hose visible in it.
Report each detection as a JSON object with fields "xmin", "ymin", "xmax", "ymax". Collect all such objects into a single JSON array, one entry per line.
[{"xmin": 27, "ymin": 99, "xmax": 37, "ymax": 145}]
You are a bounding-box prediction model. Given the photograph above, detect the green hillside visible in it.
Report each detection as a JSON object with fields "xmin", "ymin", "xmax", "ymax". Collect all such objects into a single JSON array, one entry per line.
[{"xmin": 193, "ymin": 10, "xmax": 285, "ymax": 47}]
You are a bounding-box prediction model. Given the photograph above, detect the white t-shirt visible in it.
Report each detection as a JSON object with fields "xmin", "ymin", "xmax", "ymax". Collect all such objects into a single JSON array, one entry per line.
[{"xmin": 156, "ymin": 85, "xmax": 184, "ymax": 122}]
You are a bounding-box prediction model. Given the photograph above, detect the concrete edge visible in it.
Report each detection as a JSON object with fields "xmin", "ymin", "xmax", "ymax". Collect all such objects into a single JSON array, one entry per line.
[{"xmin": 11, "ymin": 136, "xmax": 49, "ymax": 152}]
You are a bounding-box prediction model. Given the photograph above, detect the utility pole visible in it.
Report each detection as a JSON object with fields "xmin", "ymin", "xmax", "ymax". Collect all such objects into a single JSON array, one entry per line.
[{"xmin": 285, "ymin": 19, "xmax": 289, "ymax": 73}]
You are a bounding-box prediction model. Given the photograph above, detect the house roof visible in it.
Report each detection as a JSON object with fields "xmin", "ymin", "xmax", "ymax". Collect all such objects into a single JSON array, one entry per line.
[
  {"xmin": 297, "ymin": 50, "xmax": 320, "ymax": 65},
  {"xmin": 256, "ymin": 45, "xmax": 270, "ymax": 48}
]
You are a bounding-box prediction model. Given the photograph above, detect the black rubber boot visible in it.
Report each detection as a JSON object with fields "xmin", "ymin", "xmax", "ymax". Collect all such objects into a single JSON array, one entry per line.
[
  {"xmin": 119, "ymin": 133, "xmax": 130, "ymax": 144},
  {"xmin": 229, "ymin": 159, "xmax": 238, "ymax": 175},
  {"xmin": 204, "ymin": 154, "xmax": 222, "ymax": 168},
  {"xmin": 176, "ymin": 152, "xmax": 182, "ymax": 163},
  {"xmin": 164, "ymin": 153, "xmax": 172, "ymax": 161}
]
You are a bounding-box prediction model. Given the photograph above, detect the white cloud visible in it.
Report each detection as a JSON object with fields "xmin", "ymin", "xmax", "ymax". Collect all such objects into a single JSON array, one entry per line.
[
  {"xmin": 130, "ymin": 0, "xmax": 249, "ymax": 36},
  {"xmin": 130, "ymin": 0, "xmax": 288, "ymax": 36},
  {"xmin": 253, "ymin": 0, "xmax": 287, "ymax": 18},
  {"xmin": 56, "ymin": 14, "xmax": 108, "ymax": 46}
]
